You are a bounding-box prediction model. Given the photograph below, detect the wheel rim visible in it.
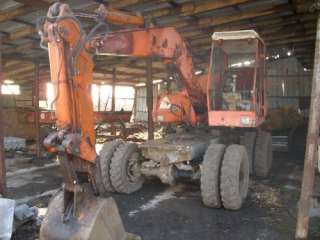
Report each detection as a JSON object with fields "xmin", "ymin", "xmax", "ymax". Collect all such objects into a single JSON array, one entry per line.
[{"xmin": 127, "ymin": 152, "xmax": 141, "ymax": 183}]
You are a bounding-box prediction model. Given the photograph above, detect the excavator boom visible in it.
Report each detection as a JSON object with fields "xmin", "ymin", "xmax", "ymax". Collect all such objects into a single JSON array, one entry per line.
[{"xmin": 88, "ymin": 27, "xmax": 208, "ymax": 124}]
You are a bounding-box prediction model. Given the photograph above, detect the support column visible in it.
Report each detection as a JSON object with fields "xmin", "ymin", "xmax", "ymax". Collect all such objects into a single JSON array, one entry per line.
[
  {"xmin": 111, "ymin": 68, "xmax": 116, "ymax": 112},
  {"xmin": 111, "ymin": 68, "xmax": 116, "ymax": 135},
  {"xmin": 295, "ymin": 11, "xmax": 320, "ymax": 239},
  {"xmin": 0, "ymin": 35, "xmax": 6, "ymax": 196},
  {"xmin": 34, "ymin": 63, "xmax": 41, "ymax": 159},
  {"xmin": 98, "ymin": 83, "xmax": 101, "ymax": 112},
  {"xmin": 146, "ymin": 58, "xmax": 154, "ymax": 140}
]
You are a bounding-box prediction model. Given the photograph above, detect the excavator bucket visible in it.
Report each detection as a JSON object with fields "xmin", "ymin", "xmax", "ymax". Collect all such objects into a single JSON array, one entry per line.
[{"xmin": 40, "ymin": 191, "xmax": 140, "ymax": 240}]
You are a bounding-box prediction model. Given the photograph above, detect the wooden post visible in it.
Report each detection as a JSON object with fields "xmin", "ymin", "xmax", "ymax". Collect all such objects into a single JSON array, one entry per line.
[
  {"xmin": 295, "ymin": 10, "xmax": 320, "ymax": 239},
  {"xmin": 112, "ymin": 68, "xmax": 116, "ymax": 112},
  {"xmin": 111, "ymin": 68, "xmax": 116, "ymax": 135},
  {"xmin": 34, "ymin": 63, "xmax": 41, "ymax": 159},
  {"xmin": 0, "ymin": 35, "xmax": 6, "ymax": 196},
  {"xmin": 146, "ymin": 58, "xmax": 154, "ymax": 140},
  {"xmin": 98, "ymin": 83, "xmax": 101, "ymax": 112}
]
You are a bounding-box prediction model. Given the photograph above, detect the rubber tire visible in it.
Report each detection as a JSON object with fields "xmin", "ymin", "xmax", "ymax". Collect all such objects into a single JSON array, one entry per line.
[
  {"xmin": 99, "ymin": 139, "xmax": 123, "ymax": 192},
  {"xmin": 240, "ymin": 131, "xmax": 256, "ymax": 175},
  {"xmin": 220, "ymin": 144, "xmax": 249, "ymax": 210},
  {"xmin": 288, "ymin": 123, "xmax": 307, "ymax": 159},
  {"xmin": 254, "ymin": 131, "xmax": 273, "ymax": 177},
  {"xmin": 94, "ymin": 158, "xmax": 106, "ymax": 195},
  {"xmin": 110, "ymin": 142, "xmax": 144, "ymax": 194},
  {"xmin": 200, "ymin": 144, "xmax": 226, "ymax": 208}
]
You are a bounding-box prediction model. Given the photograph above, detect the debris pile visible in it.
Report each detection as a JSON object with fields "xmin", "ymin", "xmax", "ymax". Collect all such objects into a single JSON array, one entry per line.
[
  {"xmin": 250, "ymin": 181, "xmax": 282, "ymax": 208},
  {"xmin": 4, "ymin": 137, "xmax": 26, "ymax": 151},
  {"xmin": 0, "ymin": 197, "xmax": 49, "ymax": 240}
]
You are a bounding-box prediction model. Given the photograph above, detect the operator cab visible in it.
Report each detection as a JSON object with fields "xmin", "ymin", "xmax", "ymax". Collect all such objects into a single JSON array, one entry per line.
[{"xmin": 208, "ymin": 30, "xmax": 266, "ymax": 128}]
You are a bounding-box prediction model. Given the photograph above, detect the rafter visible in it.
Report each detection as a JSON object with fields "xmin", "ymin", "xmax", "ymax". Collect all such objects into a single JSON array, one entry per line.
[{"xmin": 147, "ymin": 0, "xmax": 252, "ymax": 18}]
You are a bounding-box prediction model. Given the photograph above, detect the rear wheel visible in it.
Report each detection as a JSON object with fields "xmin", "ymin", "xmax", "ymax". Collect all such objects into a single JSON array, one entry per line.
[
  {"xmin": 200, "ymin": 143, "xmax": 226, "ymax": 208},
  {"xmin": 98, "ymin": 139, "xmax": 123, "ymax": 193},
  {"xmin": 220, "ymin": 144, "xmax": 249, "ymax": 210},
  {"xmin": 254, "ymin": 131, "xmax": 273, "ymax": 177},
  {"xmin": 288, "ymin": 123, "xmax": 307, "ymax": 159},
  {"xmin": 110, "ymin": 142, "xmax": 144, "ymax": 194}
]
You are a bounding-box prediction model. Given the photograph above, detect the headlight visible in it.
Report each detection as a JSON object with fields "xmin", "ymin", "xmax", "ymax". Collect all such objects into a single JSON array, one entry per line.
[{"xmin": 240, "ymin": 116, "xmax": 251, "ymax": 126}]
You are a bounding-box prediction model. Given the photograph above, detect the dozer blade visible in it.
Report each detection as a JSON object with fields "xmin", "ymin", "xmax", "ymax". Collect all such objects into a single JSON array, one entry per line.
[{"xmin": 40, "ymin": 191, "xmax": 140, "ymax": 240}]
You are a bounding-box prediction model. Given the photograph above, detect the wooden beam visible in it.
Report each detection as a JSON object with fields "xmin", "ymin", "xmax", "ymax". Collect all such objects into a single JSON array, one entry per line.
[
  {"xmin": 2, "ymin": 53, "xmax": 48, "ymax": 65},
  {"xmin": 14, "ymin": 0, "xmax": 51, "ymax": 8},
  {"xmin": 109, "ymin": 0, "xmax": 164, "ymax": 9},
  {"xmin": 4, "ymin": 63, "xmax": 34, "ymax": 75},
  {"xmin": 197, "ymin": 4, "xmax": 294, "ymax": 28},
  {"xmin": 146, "ymin": 58, "xmax": 154, "ymax": 140},
  {"xmin": 212, "ymin": 14, "xmax": 316, "ymax": 33},
  {"xmin": 0, "ymin": 35, "xmax": 6, "ymax": 196},
  {"xmin": 148, "ymin": 0, "xmax": 251, "ymax": 18},
  {"xmin": 0, "ymin": 6, "xmax": 34, "ymax": 23},
  {"xmin": 260, "ymin": 21, "xmax": 316, "ymax": 36},
  {"xmin": 9, "ymin": 26, "xmax": 36, "ymax": 40},
  {"xmin": 268, "ymin": 35, "xmax": 315, "ymax": 46},
  {"xmin": 264, "ymin": 30, "xmax": 316, "ymax": 42},
  {"xmin": 33, "ymin": 62, "xmax": 41, "ymax": 159},
  {"xmin": 184, "ymin": 18, "xmax": 316, "ymax": 43}
]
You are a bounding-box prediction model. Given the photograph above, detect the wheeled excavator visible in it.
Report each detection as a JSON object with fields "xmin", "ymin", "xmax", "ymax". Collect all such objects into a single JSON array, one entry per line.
[{"xmin": 38, "ymin": 2, "xmax": 272, "ymax": 239}]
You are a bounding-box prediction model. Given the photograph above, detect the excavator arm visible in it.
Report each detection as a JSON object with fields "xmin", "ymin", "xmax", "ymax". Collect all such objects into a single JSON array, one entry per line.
[{"xmin": 43, "ymin": 5, "xmax": 96, "ymax": 162}]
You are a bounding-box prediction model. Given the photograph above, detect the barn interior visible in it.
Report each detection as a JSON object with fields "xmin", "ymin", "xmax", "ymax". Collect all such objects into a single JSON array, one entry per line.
[{"xmin": 0, "ymin": 0, "xmax": 318, "ymax": 239}]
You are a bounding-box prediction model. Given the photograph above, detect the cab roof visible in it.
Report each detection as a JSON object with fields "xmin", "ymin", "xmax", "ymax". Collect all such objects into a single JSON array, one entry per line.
[{"xmin": 211, "ymin": 30, "xmax": 264, "ymax": 44}]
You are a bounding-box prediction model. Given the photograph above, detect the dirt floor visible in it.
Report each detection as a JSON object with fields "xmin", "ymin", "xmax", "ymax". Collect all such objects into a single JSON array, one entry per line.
[{"xmin": 5, "ymin": 149, "xmax": 320, "ymax": 240}]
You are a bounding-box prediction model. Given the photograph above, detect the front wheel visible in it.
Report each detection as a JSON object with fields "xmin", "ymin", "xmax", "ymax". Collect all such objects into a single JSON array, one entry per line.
[
  {"xmin": 200, "ymin": 143, "xmax": 226, "ymax": 208},
  {"xmin": 220, "ymin": 144, "xmax": 249, "ymax": 210},
  {"xmin": 98, "ymin": 139, "xmax": 123, "ymax": 193},
  {"xmin": 110, "ymin": 142, "xmax": 144, "ymax": 194}
]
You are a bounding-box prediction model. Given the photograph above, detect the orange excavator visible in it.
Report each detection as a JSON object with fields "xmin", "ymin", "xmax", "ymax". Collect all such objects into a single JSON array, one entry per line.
[{"xmin": 39, "ymin": 2, "xmax": 272, "ymax": 239}]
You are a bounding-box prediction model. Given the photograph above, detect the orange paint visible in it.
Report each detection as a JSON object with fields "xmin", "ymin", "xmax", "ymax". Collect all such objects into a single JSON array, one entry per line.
[
  {"xmin": 45, "ymin": 8, "xmax": 96, "ymax": 162},
  {"xmin": 90, "ymin": 27, "xmax": 208, "ymax": 125}
]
